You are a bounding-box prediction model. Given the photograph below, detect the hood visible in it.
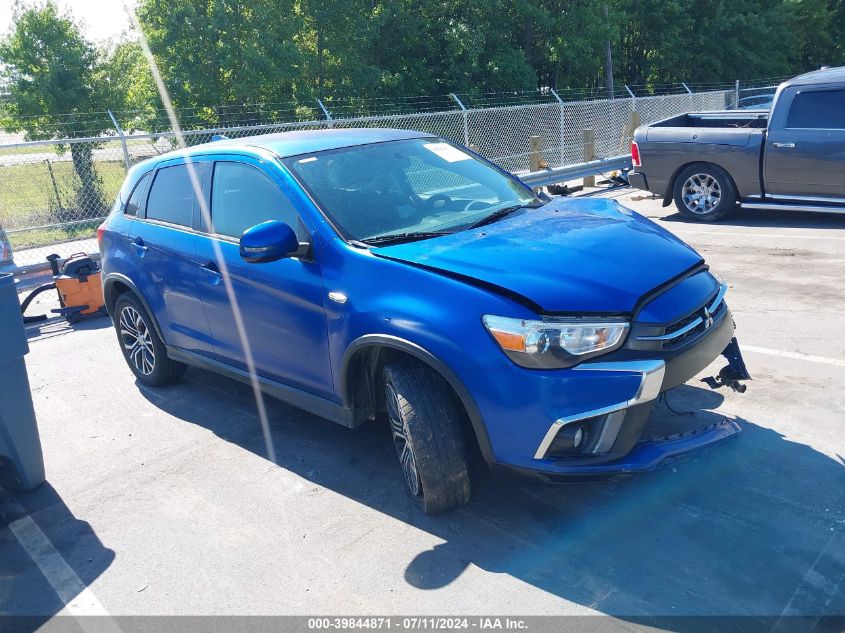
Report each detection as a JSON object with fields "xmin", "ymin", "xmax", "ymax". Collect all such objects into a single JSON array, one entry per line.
[{"xmin": 372, "ymin": 198, "xmax": 703, "ymax": 314}]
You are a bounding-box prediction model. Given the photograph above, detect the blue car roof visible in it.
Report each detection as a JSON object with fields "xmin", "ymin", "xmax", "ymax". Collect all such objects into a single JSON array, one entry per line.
[
  {"xmin": 129, "ymin": 128, "xmax": 438, "ymax": 178},
  {"xmin": 199, "ymin": 128, "xmax": 435, "ymax": 159}
]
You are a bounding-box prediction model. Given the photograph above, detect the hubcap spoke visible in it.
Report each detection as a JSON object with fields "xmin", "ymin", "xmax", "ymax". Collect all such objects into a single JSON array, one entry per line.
[
  {"xmin": 385, "ymin": 384, "xmax": 421, "ymax": 497},
  {"xmin": 119, "ymin": 306, "xmax": 155, "ymax": 376}
]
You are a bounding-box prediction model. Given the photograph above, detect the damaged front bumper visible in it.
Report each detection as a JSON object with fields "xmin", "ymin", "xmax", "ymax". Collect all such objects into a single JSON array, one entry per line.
[{"xmin": 478, "ymin": 306, "xmax": 750, "ymax": 481}]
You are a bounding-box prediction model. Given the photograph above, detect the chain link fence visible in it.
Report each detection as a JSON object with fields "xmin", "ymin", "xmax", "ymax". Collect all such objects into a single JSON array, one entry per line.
[{"xmin": 1, "ymin": 80, "xmax": 778, "ymax": 269}]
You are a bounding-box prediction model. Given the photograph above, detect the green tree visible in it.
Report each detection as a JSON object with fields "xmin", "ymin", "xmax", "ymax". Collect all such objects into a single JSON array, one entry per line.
[
  {"xmin": 361, "ymin": 0, "xmax": 537, "ymax": 96},
  {"xmin": 788, "ymin": 0, "xmax": 845, "ymax": 70},
  {"xmin": 97, "ymin": 40, "xmax": 162, "ymax": 132},
  {"xmin": 136, "ymin": 0, "xmax": 306, "ymax": 125},
  {"xmin": 0, "ymin": 1, "xmax": 109, "ymax": 214}
]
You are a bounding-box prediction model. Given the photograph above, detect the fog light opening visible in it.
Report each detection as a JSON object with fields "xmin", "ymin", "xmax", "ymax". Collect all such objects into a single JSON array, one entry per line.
[{"xmin": 555, "ymin": 424, "xmax": 584, "ymax": 451}]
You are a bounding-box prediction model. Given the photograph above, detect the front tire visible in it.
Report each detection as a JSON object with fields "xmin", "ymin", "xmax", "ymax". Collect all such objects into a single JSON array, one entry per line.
[
  {"xmin": 673, "ymin": 163, "xmax": 737, "ymax": 222},
  {"xmin": 383, "ymin": 360, "xmax": 471, "ymax": 515},
  {"xmin": 113, "ymin": 293, "xmax": 187, "ymax": 387}
]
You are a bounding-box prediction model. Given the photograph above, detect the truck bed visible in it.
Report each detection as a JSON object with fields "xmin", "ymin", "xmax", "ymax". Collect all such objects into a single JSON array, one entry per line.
[
  {"xmin": 645, "ymin": 112, "xmax": 767, "ymax": 148},
  {"xmin": 652, "ymin": 111, "xmax": 769, "ymax": 129}
]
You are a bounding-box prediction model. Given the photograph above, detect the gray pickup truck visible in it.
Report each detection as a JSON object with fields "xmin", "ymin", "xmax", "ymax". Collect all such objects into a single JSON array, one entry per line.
[{"xmin": 628, "ymin": 67, "xmax": 845, "ymax": 221}]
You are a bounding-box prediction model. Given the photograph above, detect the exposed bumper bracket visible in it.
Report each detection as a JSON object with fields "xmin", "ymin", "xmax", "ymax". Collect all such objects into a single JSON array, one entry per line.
[{"xmin": 701, "ymin": 337, "xmax": 752, "ymax": 393}]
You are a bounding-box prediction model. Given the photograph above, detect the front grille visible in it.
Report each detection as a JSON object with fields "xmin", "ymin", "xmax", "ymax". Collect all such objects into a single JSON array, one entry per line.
[{"xmin": 635, "ymin": 283, "xmax": 728, "ymax": 351}]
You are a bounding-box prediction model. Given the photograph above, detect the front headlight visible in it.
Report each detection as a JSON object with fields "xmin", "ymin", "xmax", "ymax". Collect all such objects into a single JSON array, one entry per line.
[{"xmin": 482, "ymin": 315, "xmax": 630, "ymax": 369}]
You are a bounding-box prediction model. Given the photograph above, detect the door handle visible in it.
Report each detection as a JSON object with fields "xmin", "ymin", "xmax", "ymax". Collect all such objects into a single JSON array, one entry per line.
[
  {"xmin": 130, "ymin": 238, "xmax": 148, "ymax": 256},
  {"xmin": 199, "ymin": 262, "xmax": 222, "ymax": 285},
  {"xmin": 772, "ymin": 142, "xmax": 796, "ymax": 148}
]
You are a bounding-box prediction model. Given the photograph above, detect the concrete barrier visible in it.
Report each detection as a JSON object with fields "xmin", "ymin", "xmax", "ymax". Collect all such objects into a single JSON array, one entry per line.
[{"xmin": 0, "ymin": 272, "xmax": 45, "ymax": 490}]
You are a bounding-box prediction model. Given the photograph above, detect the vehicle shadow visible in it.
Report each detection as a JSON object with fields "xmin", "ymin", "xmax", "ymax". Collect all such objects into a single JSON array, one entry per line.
[
  {"xmin": 0, "ymin": 482, "xmax": 115, "ymax": 625},
  {"xmin": 23, "ymin": 313, "xmax": 111, "ymax": 342},
  {"xmin": 139, "ymin": 370, "xmax": 845, "ymax": 618},
  {"xmin": 656, "ymin": 207, "xmax": 845, "ymax": 231}
]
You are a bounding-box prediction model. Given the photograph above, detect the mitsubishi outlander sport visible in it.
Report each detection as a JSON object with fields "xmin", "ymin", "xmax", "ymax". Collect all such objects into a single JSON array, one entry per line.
[{"xmin": 99, "ymin": 129, "xmax": 750, "ymax": 514}]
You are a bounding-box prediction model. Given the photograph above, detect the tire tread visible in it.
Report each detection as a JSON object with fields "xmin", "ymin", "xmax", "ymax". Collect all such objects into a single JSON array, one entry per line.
[{"xmin": 384, "ymin": 360, "xmax": 470, "ymax": 514}]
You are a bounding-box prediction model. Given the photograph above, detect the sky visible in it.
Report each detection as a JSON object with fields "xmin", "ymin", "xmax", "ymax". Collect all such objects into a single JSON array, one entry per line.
[{"xmin": 0, "ymin": 0, "xmax": 137, "ymax": 42}]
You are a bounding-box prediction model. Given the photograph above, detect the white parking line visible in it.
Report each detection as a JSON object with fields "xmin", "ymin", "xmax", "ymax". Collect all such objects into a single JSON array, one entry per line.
[
  {"xmin": 743, "ymin": 345, "xmax": 845, "ymax": 368},
  {"xmin": 0, "ymin": 496, "xmax": 120, "ymax": 630},
  {"xmin": 667, "ymin": 228, "xmax": 845, "ymax": 241}
]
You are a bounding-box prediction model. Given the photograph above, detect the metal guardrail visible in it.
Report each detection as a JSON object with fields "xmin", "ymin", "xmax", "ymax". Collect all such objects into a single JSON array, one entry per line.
[{"xmin": 519, "ymin": 155, "xmax": 632, "ymax": 187}]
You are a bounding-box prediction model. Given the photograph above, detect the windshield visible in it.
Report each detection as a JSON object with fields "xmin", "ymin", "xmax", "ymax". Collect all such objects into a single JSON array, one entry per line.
[{"xmin": 283, "ymin": 138, "xmax": 537, "ymax": 242}]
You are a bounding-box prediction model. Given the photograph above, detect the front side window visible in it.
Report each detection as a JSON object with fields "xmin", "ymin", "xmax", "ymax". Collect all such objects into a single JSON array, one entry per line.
[
  {"xmin": 284, "ymin": 138, "xmax": 536, "ymax": 242},
  {"xmin": 146, "ymin": 164, "xmax": 204, "ymax": 227},
  {"xmin": 786, "ymin": 89, "xmax": 845, "ymax": 129},
  {"xmin": 124, "ymin": 173, "xmax": 151, "ymax": 216},
  {"xmin": 210, "ymin": 162, "xmax": 302, "ymax": 239}
]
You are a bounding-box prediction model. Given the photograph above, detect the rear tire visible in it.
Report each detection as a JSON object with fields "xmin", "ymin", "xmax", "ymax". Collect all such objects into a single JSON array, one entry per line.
[
  {"xmin": 673, "ymin": 163, "xmax": 737, "ymax": 222},
  {"xmin": 113, "ymin": 293, "xmax": 187, "ymax": 387},
  {"xmin": 383, "ymin": 360, "xmax": 471, "ymax": 515}
]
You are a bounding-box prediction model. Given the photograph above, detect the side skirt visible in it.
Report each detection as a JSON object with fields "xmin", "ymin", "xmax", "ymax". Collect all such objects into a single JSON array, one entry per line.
[
  {"xmin": 740, "ymin": 201, "xmax": 845, "ymax": 214},
  {"xmin": 166, "ymin": 346, "xmax": 356, "ymax": 428}
]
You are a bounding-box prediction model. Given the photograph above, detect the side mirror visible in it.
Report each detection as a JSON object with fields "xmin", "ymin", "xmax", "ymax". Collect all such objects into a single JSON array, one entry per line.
[{"xmin": 239, "ymin": 221, "xmax": 305, "ymax": 264}]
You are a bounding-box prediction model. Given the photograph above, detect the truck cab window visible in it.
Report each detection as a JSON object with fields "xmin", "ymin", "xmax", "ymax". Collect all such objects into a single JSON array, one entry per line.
[{"xmin": 786, "ymin": 90, "xmax": 845, "ymax": 129}]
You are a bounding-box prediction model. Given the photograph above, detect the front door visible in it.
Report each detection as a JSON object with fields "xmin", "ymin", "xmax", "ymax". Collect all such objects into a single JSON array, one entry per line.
[
  {"xmin": 194, "ymin": 158, "xmax": 334, "ymax": 398},
  {"xmin": 764, "ymin": 86, "xmax": 845, "ymax": 200}
]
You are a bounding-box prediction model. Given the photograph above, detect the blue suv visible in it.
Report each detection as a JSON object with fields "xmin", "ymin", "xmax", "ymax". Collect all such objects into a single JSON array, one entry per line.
[{"xmin": 99, "ymin": 129, "xmax": 749, "ymax": 514}]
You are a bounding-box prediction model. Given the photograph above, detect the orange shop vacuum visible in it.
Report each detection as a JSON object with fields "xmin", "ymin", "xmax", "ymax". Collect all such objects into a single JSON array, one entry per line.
[{"xmin": 20, "ymin": 253, "xmax": 107, "ymax": 324}]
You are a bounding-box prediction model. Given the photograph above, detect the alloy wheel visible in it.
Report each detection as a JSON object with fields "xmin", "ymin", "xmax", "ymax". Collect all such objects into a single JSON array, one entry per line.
[
  {"xmin": 386, "ymin": 383, "xmax": 422, "ymax": 496},
  {"xmin": 119, "ymin": 305, "xmax": 156, "ymax": 376},
  {"xmin": 681, "ymin": 173, "xmax": 722, "ymax": 215}
]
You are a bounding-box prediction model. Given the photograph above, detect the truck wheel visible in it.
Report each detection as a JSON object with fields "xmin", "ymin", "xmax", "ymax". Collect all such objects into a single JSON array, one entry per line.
[
  {"xmin": 114, "ymin": 293, "xmax": 187, "ymax": 387},
  {"xmin": 673, "ymin": 164, "xmax": 737, "ymax": 222},
  {"xmin": 383, "ymin": 360, "xmax": 471, "ymax": 515}
]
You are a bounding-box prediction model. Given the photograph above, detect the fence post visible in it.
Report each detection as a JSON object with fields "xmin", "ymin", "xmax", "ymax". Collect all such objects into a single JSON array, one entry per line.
[
  {"xmin": 450, "ymin": 93, "xmax": 469, "ymax": 146},
  {"xmin": 583, "ymin": 129, "xmax": 595, "ymax": 188},
  {"xmin": 549, "ymin": 88, "xmax": 565, "ymax": 168},
  {"xmin": 624, "ymin": 85, "xmax": 637, "ymax": 111},
  {"xmin": 45, "ymin": 159, "xmax": 63, "ymax": 213},
  {"xmin": 317, "ymin": 99, "xmax": 333, "ymax": 128},
  {"xmin": 735, "ymin": 80, "xmax": 740, "ymax": 108},
  {"xmin": 627, "ymin": 110, "xmax": 641, "ymax": 151},
  {"xmin": 107, "ymin": 110, "xmax": 131, "ymax": 170},
  {"xmin": 529, "ymin": 136, "xmax": 543, "ymax": 172},
  {"xmin": 681, "ymin": 81, "xmax": 694, "ymax": 109}
]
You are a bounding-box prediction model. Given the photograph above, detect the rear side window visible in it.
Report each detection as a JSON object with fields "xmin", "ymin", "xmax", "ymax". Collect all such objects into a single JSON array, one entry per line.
[
  {"xmin": 124, "ymin": 173, "xmax": 150, "ymax": 216},
  {"xmin": 210, "ymin": 162, "xmax": 302, "ymax": 239},
  {"xmin": 146, "ymin": 164, "xmax": 204, "ymax": 227},
  {"xmin": 786, "ymin": 90, "xmax": 845, "ymax": 129}
]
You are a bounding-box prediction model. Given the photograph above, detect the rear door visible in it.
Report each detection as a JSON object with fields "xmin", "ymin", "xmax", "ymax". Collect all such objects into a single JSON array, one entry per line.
[
  {"xmin": 764, "ymin": 86, "xmax": 845, "ymax": 200},
  {"xmin": 194, "ymin": 157, "xmax": 334, "ymax": 398},
  {"xmin": 129, "ymin": 160, "xmax": 215, "ymax": 353}
]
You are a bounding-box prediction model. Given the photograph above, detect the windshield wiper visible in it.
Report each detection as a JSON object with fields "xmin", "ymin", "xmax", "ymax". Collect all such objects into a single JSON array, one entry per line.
[
  {"xmin": 362, "ymin": 231, "xmax": 451, "ymax": 246},
  {"xmin": 466, "ymin": 201, "xmax": 544, "ymax": 229}
]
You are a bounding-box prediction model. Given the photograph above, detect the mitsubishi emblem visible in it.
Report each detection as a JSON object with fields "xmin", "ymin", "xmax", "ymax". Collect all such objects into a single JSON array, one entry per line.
[{"xmin": 703, "ymin": 306, "xmax": 714, "ymax": 329}]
